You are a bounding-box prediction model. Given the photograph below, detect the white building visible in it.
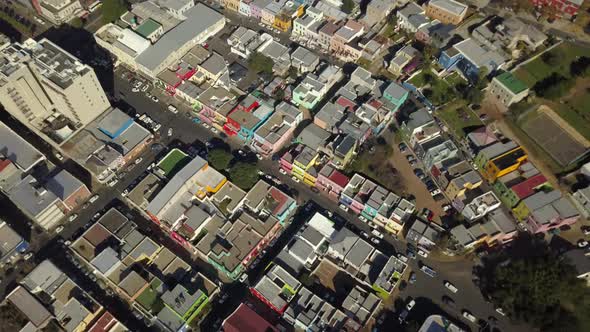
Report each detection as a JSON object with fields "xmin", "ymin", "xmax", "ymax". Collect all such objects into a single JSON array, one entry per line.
[
  {"xmin": 39, "ymin": 0, "xmax": 83, "ymax": 25},
  {"xmin": 0, "ymin": 39, "xmax": 111, "ymax": 147}
]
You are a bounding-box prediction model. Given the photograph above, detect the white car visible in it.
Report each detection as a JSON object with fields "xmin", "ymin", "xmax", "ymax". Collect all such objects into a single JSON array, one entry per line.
[
  {"xmin": 135, "ymin": 157, "xmax": 143, "ymax": 165},
  {"xmin": 132, "ymin": 87, "xmax": 140, "ymax": 93},
  {"xmin": 326, "ymin": 210, "xmax": 333, "ymax": 218},
  {"xmin": 89, "ymin": 195, "xmax": 100, "ymax": 203},
  {"xmin": 24, "ymin": 252, "xmax": 34, "ymax": 260},
  {"xmin": 279, "ymin": 168, "xmax": 287, "ymax": 175},
  {"xmin": 371, "ymin": 229, "xmax": 384, "ymax": 239},
  {"xmin": 371, "ymin": 237, "xmax": 381, "ymax": 245},
  {"xmin": 578, "ymin": 239, "xmax": 589, "ymax": 248},
  {"xmin": 153, "ymin": 123, "xmax": 162, "ymax": 132},
  {"xmin": 291, "ymin": 176, "xmax": 300, "ymax": 183},
  {"xmin": 339, "ymin": 204, "xmax": 349, "ymax": 212},
  {"xmin": 122, "ymin": 189, "xmax": 129, "ymax": 197},
  {"xmin": 108, "ymin": 178, "xmax": 119, "ymax": 187},
  {"xmin": 168, "ymin": 128, "xmax": 173, "ymax": 137},
  {"xmin": 55, "ymin": 226, "xmax": 64, "ymax": 234},
  {"xmin": 141, "ymin": 84, "xmax": 149, "ymax": 92},
  {"xmin": 139, "ymin": 114, "xmax": 147, "ymax": 122},
  {"xmin": 462, "ymin": 310, "xmax": 477, "ymax": 323},
  {"xmin": 360, "ymin": 231, "xmax": 369, "ymax": 238},
  {"xmin": 444, "ymin": 281, "xmax": 458, "ymax": 293},
  {"xmin": 256, "ymin": 153, "xmax": 263, "ymax": 160},
  {"xmin": 167, "ymin": 105, "xmax": 178, "ymax": 113},
  {"xmin": 202, "ymin": 123, "xmax": 210, "ymax": 129},
  {"xmin": 54, "ymin": 152, "xmax": 64, "ymax": 161},
  {"xmin": 397, "ymin": 254, "xmax": 408, "ymax": 263},
  {"xmin": 495, "ymin": 308, "xmax": 506, "ymax": 316},
  {"xmin": 418, "ymin": 249, "xmax": 429, "ymax": 258},
  {"xmin": 406, "ymin": 299, "xmax": 416, "ymax": 311},
  {"xmin": 151, "ymin": 96, "xmax": 159, "ymax": 103},
  {"xmin": 239, "ymin": 273, "xmax": 248, "ymax": 283},
  {"xmin": 68, "ymin": 214, "xmax": 79, "ymax": 222},
  {"xmin": 211, "ymin": 127, "xmax": 219, "ymax": 134}
]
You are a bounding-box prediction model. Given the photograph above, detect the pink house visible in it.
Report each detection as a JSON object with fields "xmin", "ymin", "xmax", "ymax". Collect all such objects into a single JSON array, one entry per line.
[
  {"xmin": 339, "ymin": 174, "xmax": 376, "ymax": 215},
  {"xmin": 525, "ymin": 193, "xmax": 580, "ymax": 234},
  {"xmin": 316, "ymin": 164, "xmax": 350, "ymax": 201},
  {"xmin": 251, "ymin": 101, "xmax": 303, "ymax": 158}
]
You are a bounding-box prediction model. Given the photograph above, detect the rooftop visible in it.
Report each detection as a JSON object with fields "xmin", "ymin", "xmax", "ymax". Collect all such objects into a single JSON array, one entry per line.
[
  {"xmin": 0, "ymin": 121, "xmax": 45, "ymax": 171},
  {"xmin": 223, "ymin": 303, "xmax": 277, "ymax": 332},
  {"xmin": 429, "ymin": 0, "xmax": 468, "ymax": 16},
  {"xmin": 494, "ymin": 72, "xmax": 528, "ymax": 94}
]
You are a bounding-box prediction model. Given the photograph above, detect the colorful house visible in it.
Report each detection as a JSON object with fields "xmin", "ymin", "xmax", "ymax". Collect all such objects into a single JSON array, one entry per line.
[
  {"xmin": 480, "ymin": 145, "xmax": 527, "ymax": 183},
  {"xmin": 316, "ymin": 164, "xmax": 350, "ymax": 201},
  {"xmin": 438, "ymin": 38, "xmax": 506, "ymax": 82},
  {"xmin": 251, "ymin": 265, "xmax": 302, "ymax": 314},
  {"xmin": 250, "ymin": 101, "xmax": 303, "ymax": 158},
  {"xmin": 224, "ymin": 92, "xmax": 274, "ymax": 141},
  {"xmin": 339, "ymin": 174, "xmax": 377, "ymax": 215},
  {"xmin": 281, "ymin": 145, "xmax": 321, "ymax": 186},
  {"xmin": 382, "ymin": 81, "xmax": 409, "ymax": 115},
  {"xmin": 194, "ymin": 85, "xmax": 237, "ymax": 130},
  {"xmin": 515, "ymin": 190, "xmax": 580, "ymax": 233},
  {"xmin": 159, "ymin": 285, "xmax": 210, "ymax": 331},
  {"xmin": 492, "ymin": 162, "xmax": 549, "ymax": 208}
]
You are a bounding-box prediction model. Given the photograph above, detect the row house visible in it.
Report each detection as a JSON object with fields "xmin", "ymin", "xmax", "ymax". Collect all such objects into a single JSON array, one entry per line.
[
  {"xmin": 492, "ymin": 162, "xmax": 549, "ymax": 208},
  {"xmin": 340, "ymin": 174, "xmax": 378, "ymax": 215},
  {"xmin": 227, "ymin": 27, "xmax": 272, "ymax": 59},
  {"xmin": 282, "ymin": 145, "xmax": 323, "ymax": 186},
  {"xmin": 425, "ymin": 0, "xmax": 468, "ymax": 25},
  {"xmin": 157, "ymin": 44, "xmax": 210, "ymax": 96},
  {"xmin": 474, "ymin": 140, "xmax": 527, "ymax": 183},
  {"xmin": 224, "ymin": 0, "xmax": 241, "ymax": 12},
  {"xmin": 415, "ymin": 21, "xmax": 455, "ymax": 48},
  {"xmin": 330, "ymin": 20, "xmax": 365, "ymax": 62},
  {"xmin": 397, "ymin": 2, "xmax": 430, "ymax": 33},
  {"xmin": 251, "ymin": 101, "xmax": 303, "ymax": 158},
  {"xmin": 513, "ymin": 189, "xmax": 580, "ymax": 234},
  {"xmin": 451, "ymin": 209, "xmax": 518, "ymax": 249},
  {"xmin": 292, "ymin": 64, "xmax": 343, "ymax": 110},
  {"xmin": 400, "ymin": 108, "xmax": 440, "ymax": 148},
  {"xmin": 388, "ymin": 45, "xmax": 421, "ymax": 77},
  {"xmin": 292, "ymin": 6, "xmax": 325, "ymax": 46},
  {"xmin": 193, "ymin": 85, "xmax": 237, "ymax": 130},
  {"xmin": 382, "ymin": 81, "xmax": 410, "ymax": 115},
  {"xmin": 315, "ymin": 164, "xmax": 351, "ymax": 201},
  {"xmin": 318, "ymin": 21, "xmax": 341, "ymax": 51},
  {"xmin": 406, "ymin": 219, "xmax": 442, "ymax": 253},
  {"xmin": 224, "ymin": 92, "xmax": 275, "ymax": 141},
  {"xmin": 530, "ymin": 0, "xmax": 583, "ymax": 19}
]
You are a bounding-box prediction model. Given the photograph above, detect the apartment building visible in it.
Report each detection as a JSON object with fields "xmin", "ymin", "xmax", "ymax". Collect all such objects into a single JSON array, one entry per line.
[
  {"xmin": 489, "ymin": 72, "xmax": 529, "ymax": 108},
  {"xmin": 0, "ymin": 221, "xmax": 29, "ymax": 267},
  {"xmin": 425, "ymin": 0, "xmax": 468, "ymax": 25},
  {"xmin": 0, "ymin": 39, "xmax": 110, "ymax": 147},
  {"xmin": 39, "ymin": 0, "xmax": 83, "ymax": 25}
]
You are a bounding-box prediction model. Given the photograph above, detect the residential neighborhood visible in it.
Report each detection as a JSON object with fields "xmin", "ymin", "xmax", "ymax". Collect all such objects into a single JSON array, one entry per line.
[{"xmin": 0, "ymin": 0, "xmax": 590, "ymax": 331}]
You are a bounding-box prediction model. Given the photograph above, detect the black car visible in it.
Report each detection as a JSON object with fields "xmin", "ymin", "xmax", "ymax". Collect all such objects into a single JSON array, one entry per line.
[
  {"xmin": 442, "ymin": 295, "xmax": 456, "ymax": 308},
  {"xmin": 399, "ymin": 142, "xmax": 407, "ymax": 152},
  {"xmin": 413, "ymin": 168, "xmax": 424, "ymax": 176}
]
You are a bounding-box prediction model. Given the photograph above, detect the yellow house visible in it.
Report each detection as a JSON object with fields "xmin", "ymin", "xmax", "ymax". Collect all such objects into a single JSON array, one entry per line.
[
  {"xmin": 482, "ymin": 147, "xmax": 527, "ymax": 183},
  {"xmin": 273, "ymin": 4, "xmax": 304, "ymax": 32},
  {"xmin": 444, "ymin": 170, "xmax": 483, "ymax": 200},
  {"xmin": 291, "ymin": 146, "xmax": 320, "ymax": 186}
]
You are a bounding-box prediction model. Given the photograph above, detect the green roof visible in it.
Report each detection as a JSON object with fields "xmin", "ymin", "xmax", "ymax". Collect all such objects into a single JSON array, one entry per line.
[
  {"xmin": 157, "ymin": 148, "xmax": 191, "ymax": 178},
  {"xmin": 135, "ymin": 18, "xmax": 161, "ymax": 38},
  {"xmin": 136, "ymin": 278, "xmax": 164, "ymax": 313},
  {"xmin": 495, "ymin": 72, "xmax": 528, "ymax": 94}
]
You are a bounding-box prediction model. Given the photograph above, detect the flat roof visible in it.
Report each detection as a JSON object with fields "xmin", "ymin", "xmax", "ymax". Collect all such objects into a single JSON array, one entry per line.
[
  {"xmin": 136, "ymin": 4, "xmax": 224, "ymax": 72},
  {"xmin": 0, "ymin": 121, "xmax": 45, "ymax": 171},
  {"xmin": 495, "ymin": 72, "xmax": 528, "ymax": 94}
]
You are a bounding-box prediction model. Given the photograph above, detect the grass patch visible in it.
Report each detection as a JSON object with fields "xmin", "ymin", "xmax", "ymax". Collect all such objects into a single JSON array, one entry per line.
[
  {"xmin": 0, "ymin": 12, "xmax": 33, "ymax": 36},
  {"xmin": 514, "ymin": 42, "xmax": 590, "ymax": 86},
  {"xmin": 436, "ymin": 100, "xmax": 483, "ymax": 138},
  {"xmin": 552, "ymin": 88, "xmax": 590, "ymax": 141},
  {"xmin": 157, "ymin": 148, "xmax": 190, "ymax": 178},
  {"xmin": 346, "ymin": 142, "xmax": 403, "ymax": 192}
]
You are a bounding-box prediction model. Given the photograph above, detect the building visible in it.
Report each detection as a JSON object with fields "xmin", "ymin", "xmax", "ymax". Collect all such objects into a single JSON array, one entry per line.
[
  {"xmin": 371, "ymin": 255, "xmax": 407, "ymax": 299},
  {"xmin": 472, "ymin": 17, "xmax": 547, "ymax": 52},
  {"xmin": 388, "ymin": 45, "xmax": 420, "ymax": 76},
  {"xmin": 316, "ymin": 164, "xmax": 350, "ymax": 201},
  {"xmin": 382, "ymin": 81, "xmax": 409, "ymax": 114},
  {"xmin": 69, "ymin": 209, "xmax": 217, "ymax": 329},
  {"xmin": 131, "ymin": 4, "xmax": 225, "ymax": 77},
  {"xmin": 0, "ymin": 221, "xmax": 29, "ymax": 267},
  {"xmin": 0, "ymin": 39, "xmax": 111, "ymax": 147},
  {"xmin": 461, "ymin": 191, "xmax": 501, "ymax": 221},
  {"xmin": 564, "ymin": 249, "xmax": 590, "ymax": 286},
  {"xmin": 341, "ymin": 286, "xmax": 381, "ymax": 325},
  {"xmin": 530, "ymin": 0, "xmax": 583, "ymax": 19},
  {"xmin": 251, "ymin": 264, "xmax": 302, "ymax": 313},
  {"xmin": 362, "ymin": 0, "xmax": 396, "ymax": 29},
  {"xmin": 406, "ymin": 219, "xmax": 441, "ymax": 252},
  {"xmin": 39, "ymin": 0, "xmax": 83, "ymax": 25},
  {"xmin": 513, "ymin": 190, "xmax": 580, "ymax": 233},
  {"xmin": 250, "ymin": 101, "xmax": 303, "ymax": 158},
  {"xmin": 280, "ymin": 144, "xmax": 322, "ymax": 186},
  {"xmin": 327, "ymin": 228, "xmax": 375, "ymax": 273},
  {"xmin": 283, "ymin": 287, "xmax": 350, "ymax": 331},
  {"xmin": 223, "ymin": 303, "xmax": 278, "ymax": 332},
  {"xmin": 492, "ymin": 162, "xmax": 548, "ymax": 208},
  {"xmin": 256, "ymin": 38, "xmax": 292, "ymax": 74},
  {"xmin": 451, "ymin": 209, "xmax": 517, "ymax": 249},
  {"xmin": 397, "ymin": 2, "xmax": 430, "ymax": 33},
  {"xmin": 145, "ymin": 156, "xmax": 226, "ymax": 227},
  {"xmin": 291, "ymin": 46, "xmax": 320, "ymax": 73},
  {"xmin": 227, "ymin": 27, "xmax": 271, "ymax": 59},
  {"xmin": 572, "ymin": 186, "xmax": 590, "ymax": 218},
  {"xmin": 330, "ymin": 20, "xmax": 365, "ymax": 62},
  {"xmin": 292, "ymin": 65, "xmax": 343, "ymax": 110},
  {"xmin": 419, "ymin": 315, "xmax": 466, "ymax": 332},
  {"xmin": 444, "ymin": 170, "xmax": 483, "ymax": 200},
  {"xmin": 17, "ymin": 260, "xmax": 109, "ymax": 332},
  {"xmin": 224, "ymin": 92, "xmax": 275, "ymax": 141},
  {"xmin": 438, "ymin": 38, "xmax": 506, "ymax": 82},
  {"xmin": 425, "ymin": 0, "xmax": 468, "ymax": 25},
  {"xmin": 61, "ymin": 107, "xmax": 152, "ymax": 182},
  {"xmin": 416, "ymin": 21, "xmax": 455, "ymax": 47},
  {"xmin": 477, "ymin": 142, "xmax": 527, "ymax": 183},
  {"xmin": 489, "ymin": 72, "xmax": 529, "ymax": 107},
  {"xmin": 95, "ymin": 24, "xmax": 152, "ymax": 69}
]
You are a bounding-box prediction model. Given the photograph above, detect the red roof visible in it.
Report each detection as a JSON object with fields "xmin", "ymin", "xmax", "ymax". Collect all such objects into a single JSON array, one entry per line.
[
  {"xmin": 328, "ymin": 169, "xmax": 350, "ymax": 188},
  {"xmin": 223, "ymin": 303, "xmax": 277, "ymax": 332},
  {"xmin": 511, "ymin": 173, "xmax": 547, "ymax": 199},
  {"xmin": 87, "ymin": 312, "xmax": 117, "ymax": 332},
  {"xmin": 335, "ymin": 96, "xmax": 356, "ymax": 109},
  {"xmin": 0, "ymin": 159, "xmax": 12, "ymax": 173}
]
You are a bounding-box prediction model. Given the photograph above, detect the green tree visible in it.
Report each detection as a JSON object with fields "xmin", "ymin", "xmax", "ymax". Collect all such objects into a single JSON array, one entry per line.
[
  {"xmin": 207, "ymin": 148, "xmax": 233, "ymax": 170},
  {"xmin": 70, "ymin": 17, "xmax": 84, "ymax": 28},
  {"xmin": 479, "ymin": 235, "xmax": 590, "ymax": 332},
  {"xmin": 342, "ymin": 0, "xmax": 355, "ymax": 14},
  {"xmin": 229, "ymin": 162, "xmax": 260, "ymax": 190},
  {"xmin": 102, "ymin": 0, "xmax": 128, "ymax": 24},
  {"xmin": 248, "ymin": 52, "xmax": 274, "ymax": 75}
]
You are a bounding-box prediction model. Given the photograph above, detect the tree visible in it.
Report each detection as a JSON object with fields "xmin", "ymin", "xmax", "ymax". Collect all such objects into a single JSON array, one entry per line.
[
  {"xmin": 229, "ymin": 162, "xmax": 260, "ymax": 190},
  {"xmin": 70, "ymin": 17, "xmax": 84, "ymax": 29},
  {"xmin": 207, "ymin": 148, "xmax": 233, "ymax": 170},
  {"xmin": 248, "ymin": 52, "xmax": 274, "ymax": 75},
  {"xmin": 478, "ymin": 235, "xmax": 590, "ymax": 332},
  {"xmin": 341, "ymin": 0, "xmax": 355, "ymax": 14},
  {"xmin": 102, "ymin": 0, "xmax": 128, "ymax": 24}
]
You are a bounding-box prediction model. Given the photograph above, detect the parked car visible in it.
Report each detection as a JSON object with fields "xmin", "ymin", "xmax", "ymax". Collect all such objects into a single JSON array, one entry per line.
[
  {"xmin": 406, "ymin": 299, "xmax": 416, "ymax": 311},
  {"xmin": 55, "ymin": 226, "xmax": 64, "ymax": 233},
  {"xmin": 135, "ymin": 157, "xmax": 143, "ymax": 165},
  {"xmin": 578, "ymin": 239, "xmax": 588, "ymax": 248},
  {"xmin": 371, "ymin": 229, "xmax": 384, "ymax": 239},
  {"xmin": 151, "ymin": 96, "xmax": 159, "ymax": 102},
  {"xmin": 582, "ymin": 226, "xmax": 590, "ymax": 236},
  {"xmin": 291, "ymin": 176, "xmax": 300, "ymax": 183},
  {"xmin": 360, "ymin": 231, "xmax": 369, "ymax": 238},
  {"xmin": 406, "ymin": 155, "xmax": 416, "ymax": 162},
  {"xmin": 397, "ymin": 253, "xmax": 408, "ymax": 263},
  {"xmin": 339, "ymin": 204, "xmax": 349, "ymax": 212},
  {"xmin": 417, "ymin": 249, "xmax": 428, "ymax": 258},
  {"xmin": 444, "ymin": 281, "xmax": 458, "ymax": 293},
  {"xmin": 167, "ymin": 105, "xmax": 178, "ymax": 113},
  {"xmin": 399, "ymin": 142, "xmax": 407, "ymax": 152},
  {"xmin": 462, "ymin": 310, "xmax": 477, "ymax": 323},
  {"xmin": 68, "ymin": 214, "xmax": 78, "ymax": 222},
  {"xmin": 409, "ymin": 272, "xmax": 416, "ymax": 284},
  {"xmin": 371, "ymin": 237, "xmax": 381, "ymax": 245},
  {"xmin": 89, "ymin": 194, "xmax": 100, "ymax": 203}
]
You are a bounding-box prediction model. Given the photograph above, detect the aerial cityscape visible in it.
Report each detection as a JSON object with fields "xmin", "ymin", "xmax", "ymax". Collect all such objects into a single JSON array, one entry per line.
[{"xmin": 0, "ymin": 0, "xmax": 589, "ymax": 331}]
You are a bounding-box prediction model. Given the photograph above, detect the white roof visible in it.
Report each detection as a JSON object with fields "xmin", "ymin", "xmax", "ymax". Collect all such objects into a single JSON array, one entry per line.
[
  {"xmin": 119, "ymin": 29, "xmax": 151, "ymax": 55},
  {"xmin": 308, "ymin": 213, "xmax": 337, "ymax": 239}
]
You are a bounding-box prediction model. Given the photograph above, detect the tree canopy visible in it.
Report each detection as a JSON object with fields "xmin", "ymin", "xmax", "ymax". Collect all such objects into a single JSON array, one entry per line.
[
  {"xmin": 248, "ymin": 52, "xmax": 274, "ymax": 75},
  {"xmin": 102, "ymin": 0, "xmax": 129, "ymax": 24},
  {"xmin": 229, "ymin": 162, "xmax": 260, "ymax": 190},
  {"xmin": 478, "ymin": 235, "xmax": 590, "ymax": 331},
  {"xmin": 207, "ymin": 148, "xmax": 233, "ymax": 170},
  {"xmin": 341, "ymin": 0, "xmax": 355, "ymax": 14}
]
